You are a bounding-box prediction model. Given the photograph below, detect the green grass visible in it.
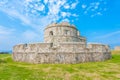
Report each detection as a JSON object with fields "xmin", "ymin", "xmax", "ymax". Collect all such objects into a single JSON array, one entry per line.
[{"xmin": 0, "ymin": 51, "xmax": 120, "ymax": 80}]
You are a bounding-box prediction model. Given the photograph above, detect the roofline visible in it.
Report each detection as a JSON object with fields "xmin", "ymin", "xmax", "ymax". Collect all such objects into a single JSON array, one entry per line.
[
  {"xmin": 87, "ymin": 43, "xmax": 109, "ymax": 46},
  {"xmin": 44, "ymin": 25, "xmax": 77, "ymax": 31}
]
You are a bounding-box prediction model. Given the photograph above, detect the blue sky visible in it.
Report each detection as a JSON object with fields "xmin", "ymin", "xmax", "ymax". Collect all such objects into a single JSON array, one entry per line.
[{"xmin": 0, "ymin": 0, "xmax": 120, "ymax": 51}]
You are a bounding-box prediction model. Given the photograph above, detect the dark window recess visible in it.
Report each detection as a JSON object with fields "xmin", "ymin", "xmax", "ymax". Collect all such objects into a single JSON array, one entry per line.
[
  {"xmin": 24, "ymin": 44, "xmax": 27, "ymax": 48},
  {"xmin": 50, "ymin": 43, "xmax": 53, "ymax": 47},
  {"xmin": 64, "ymin": 30, "xmax": 70, "ymax": 35},
  {"xmin": 50, "ymin": 31, "xmax": 53, "ymax": 36}
]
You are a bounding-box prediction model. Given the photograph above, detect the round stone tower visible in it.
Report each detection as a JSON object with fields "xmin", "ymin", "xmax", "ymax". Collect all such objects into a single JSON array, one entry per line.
[
  {"xmin": 12, "ymin": 22, "xmax": 111, "ymax": 64},
  {"xmin": 44, "ymin": 22, "xmax": 86, "ymax": 45}
]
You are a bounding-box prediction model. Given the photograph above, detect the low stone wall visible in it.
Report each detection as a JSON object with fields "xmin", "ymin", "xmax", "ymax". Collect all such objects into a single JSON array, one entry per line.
[
  {"xmin": 12, "ymin": 52, "xmax": 111, "ymax": 64},
  {"xmin": 13, "ymin": 42, "xmax": 86, "ymax": 53},
  {"xmin": 115, "ymin": 46, "xmax": 120, "ymax": 51},
  {"xmin": 12, "ymin": 43, "xmax": 111, "ymax": 64}
]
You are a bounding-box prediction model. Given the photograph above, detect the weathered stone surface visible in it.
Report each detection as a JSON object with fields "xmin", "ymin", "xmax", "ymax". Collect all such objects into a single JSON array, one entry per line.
[
  {"xmin": 13, "ymin": 52, "xmax": 111, "ymax": 64},
  {"xmin": 114, "ymin": 46, "xmax": 120, "ymax": 51},
  {"xmin": 12, "ymin": 22, "xmax": 111, "ymax": 64}
]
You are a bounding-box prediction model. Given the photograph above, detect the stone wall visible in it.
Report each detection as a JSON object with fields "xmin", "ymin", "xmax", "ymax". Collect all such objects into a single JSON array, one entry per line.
[
  {"xmin": 13, "ymin": 43, "xmax": 111, "ymax": 64},
  {"xmin": 44, "ymin": 22, "xmax": 86, "ymax": 44},
  {"xmin": 12, "ymin": 22, "xmax": 111, "ymax": 64},
  {"xmin": 13, "ymin": 52, "xmax": 111, "ymax": 64},
  {"xmin": 87, "ymin": 43, "xmax": 111, "ymax": 52},
  {"xmin": 13, "ymin": 42, "xmax": 86, "ymax": 54},
  {"xmin": 114, "ymin": 46, "xmax": 120, "ymax": 51}
]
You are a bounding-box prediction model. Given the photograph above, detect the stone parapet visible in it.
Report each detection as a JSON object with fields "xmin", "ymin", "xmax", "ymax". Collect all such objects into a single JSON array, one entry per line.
[
  {"xmin": 114, "ymin": 46, "xmax": 120, "ymax": 51},
  {"xmin": 13, "ymin": 42, "xmax": 111, "ymax": 64}
]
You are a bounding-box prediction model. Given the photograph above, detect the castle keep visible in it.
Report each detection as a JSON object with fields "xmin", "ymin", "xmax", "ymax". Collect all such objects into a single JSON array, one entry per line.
[{"xmin": 13, "ymin": 22, "xmax": 111, "ymax": 64}]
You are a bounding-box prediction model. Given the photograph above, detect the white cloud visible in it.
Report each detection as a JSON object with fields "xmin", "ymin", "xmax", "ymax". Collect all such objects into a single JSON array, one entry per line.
[
  {"xmin": 96, "ymin": 2, "xmax": 100, "ymax": 6},
  {"xmin": 0, "ymin": 8, "xmax": 31, "ymax": 24},
  {"xmin": 44, "ymin": 0, "xmax": 48, "ymax": 4},
  {"xmin": 22, "ymin": 30, "xmax": 39, "ymax": 40},
  {"xmin": 90, "ymin": 12, "xmax": 102, "ymax": 17},
  {"xmin": 64, "ymin": 4, "xmax": 70, "ymax": 9},
  {"xmin": 25, "ymin": 0, "xmax": 32, "ymax": 3},
  {"xmin": 97, "ymin": 12, "xmax": 102, "ymax": 15},
  {"xmin": 72, "ymin": 14, "xmax": 78, "ymax": 17},
  {"xmin": 34, "ymin": 3, "xmax": 45, "ymax": 11},
  {"xmin": 0, "ymin": 0, "xmax": 108, "ymax": 31},
  {"xmin": 82, "ymin": 4, "xmax": 87, "ymax": 9},
  {"xmin": 61, "ymin": 12, "xmax": 71, "ymax": 18},
  {"xmin": 0, "ymin": 25, "xmax": 15, "ymax": 35},
  {"xmin": 61, "ymin": 18, "xmax": 70, "ymax": 22},
  {"xmin": 47, "ymin": 0, "xmax": 66, "ymax": 16},
  {"xmin": 61, "ymin": 12, "xmax": 67, "ymax": 18},
  {"xmin": 71, "ymin": 0, "xmax": 79, "ymax": 9},
  {"xmin": 82, "ymin": 1, "xmax": 107, "ymax": 17},
  {"xmin": 0, "ymin": 26, "xmax": 16, "ymax": 51},
  {"xmin": 0, "ymin": 0, "xmax": 79, "ymax": 29},
  {"xmin": 94, "ymin": 6, "xmax": 98, "ymax": 9}
]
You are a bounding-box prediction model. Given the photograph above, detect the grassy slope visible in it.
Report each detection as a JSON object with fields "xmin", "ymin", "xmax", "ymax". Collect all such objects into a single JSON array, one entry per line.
[{"xmin": 0, "ymin": 51, "xmax": 120, "ymax": 80}]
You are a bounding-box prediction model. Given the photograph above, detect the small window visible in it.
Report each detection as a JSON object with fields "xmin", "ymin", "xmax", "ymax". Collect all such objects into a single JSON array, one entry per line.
[
  {"xmin": 49, "ymin": 31, "xmax": 53, "ymax": 36},
  {"xmin": 50, "ymin": 43, "xmax": 53, "ymax": 47},
  {"xmin": 64, "ymin": 30, "xmax": 70, "ymax": 35},
  {"xmin": 23, "ymin": 43, "xmax": 27, "ymax": 49}
]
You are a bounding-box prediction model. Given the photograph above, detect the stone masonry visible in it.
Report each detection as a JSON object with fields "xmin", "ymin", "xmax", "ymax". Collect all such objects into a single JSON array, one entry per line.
[
  {"xmin": 12, "ymin": 22, "xmax": 111, "ymax": 64},
  {"xmin": 114, "ymin": 46, "xmax": 120, "ymax": 51}
]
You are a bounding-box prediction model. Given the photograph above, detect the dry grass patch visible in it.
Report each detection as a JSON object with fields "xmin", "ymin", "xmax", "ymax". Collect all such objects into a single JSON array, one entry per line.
[{"xmin": 0, "ymin": 51, "xmax": 120, "ymax": 80}]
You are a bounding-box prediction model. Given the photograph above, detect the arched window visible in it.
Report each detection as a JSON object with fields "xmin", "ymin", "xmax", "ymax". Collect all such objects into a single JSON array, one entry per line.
[{"xmin": 49, "ymin": 31, "xmax": 53, "ymax": 36}]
